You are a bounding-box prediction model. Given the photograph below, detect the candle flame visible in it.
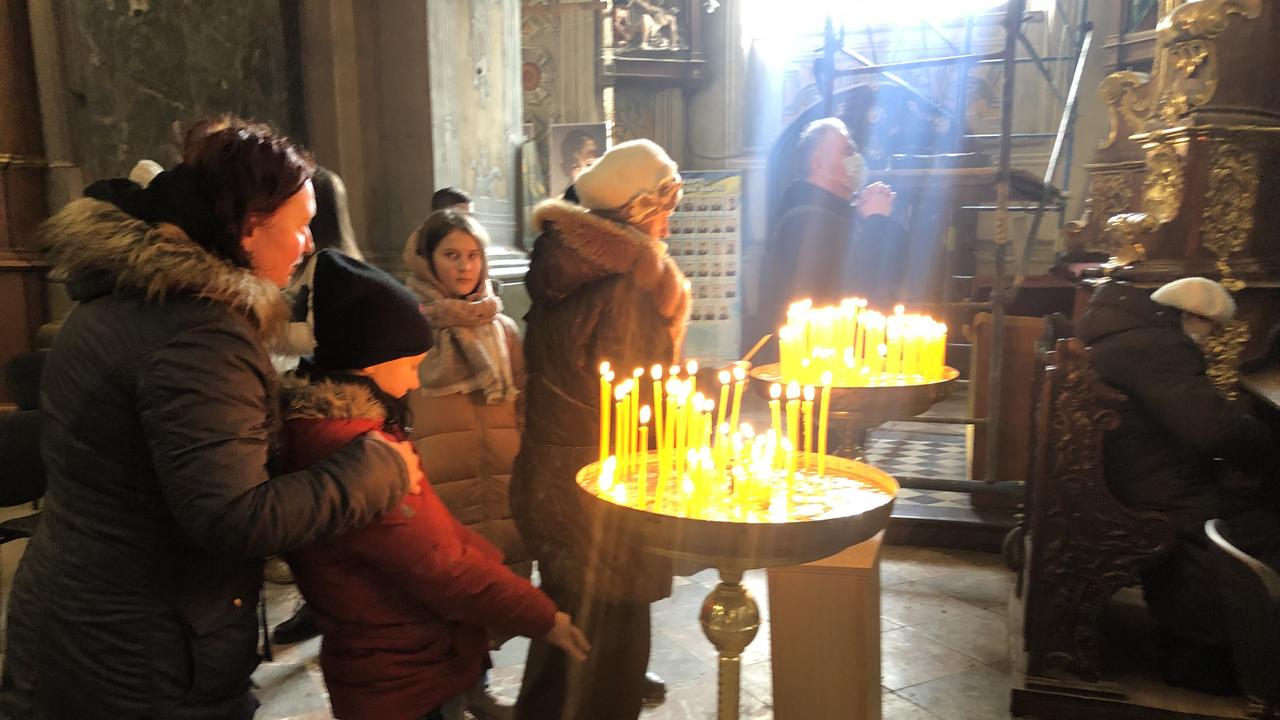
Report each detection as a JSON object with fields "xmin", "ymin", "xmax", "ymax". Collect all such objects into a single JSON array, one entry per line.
[
  {"xmin": 669, "ymin": 364, "xmax": 681, "ymax": 377},
  {"xmin": 604, "ymin": 370, "xmax": 615, "ymax": 382},
  {"xmin": 803, "ymin": 385, "xmax": 815, "ymax": 401},
  {"xmin": 770, "ymin": 383, "xmax": 782, "ymax": 400},
  {"xmin": 611, "ymin": 483, "xmax": 627, "ymax": 504},
  {"xmin": 686, "ymin": 359, "xmax": 699, "ymax": 375},
  {"xmin": 651, "ymin": 364, "xmax": 663, "ymax": 380},
  {"xmin": 741, "ymin": 423, "xmax": 755, "ymax": 438},
  {"xmin": 633, "ymin": 367, "xmax": 644, "ymax": 378},
  {"xmin": 718, "ymin": 369, "xmax": 731, "ymax": 384},
  {"xmin": 733, "ymin": 366, "xmax": 746, "ymax": 381},
  {"xmin": 599, "ymin": 361, "xmax": 611, "ymax": 375},
  {"xmin": 821, "ymin": 371, "xmax": 833, "ymax": 386},
  {"xmin": 894, "ymin": 304, "xmax": 905, "ymax": 316},
  {"xmin": 640, "ymin": 405, "xmax": 652, "ymax": 424},
  {"xmin": 615, "ymin": 382, "xmax": 630, "ymax": 401},
  {"xmin": 786, "ymin": 381, "xmax": 801, "ymax": 399}
]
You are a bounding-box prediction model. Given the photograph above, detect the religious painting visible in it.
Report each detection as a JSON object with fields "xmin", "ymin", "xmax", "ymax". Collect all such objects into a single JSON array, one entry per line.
[
  {"xmin": 609, "ymin": 0, "xmax": 688, "ymax": 52},
  {"xmin": 548, "ymin": 121, "xmax": 609, "ymax": 199}
]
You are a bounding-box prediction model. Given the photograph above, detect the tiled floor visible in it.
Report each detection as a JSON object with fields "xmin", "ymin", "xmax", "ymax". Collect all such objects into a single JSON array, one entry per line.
[{"xmin": 255, "ymin": 544, "xmax": 1017, "ymax": 719}]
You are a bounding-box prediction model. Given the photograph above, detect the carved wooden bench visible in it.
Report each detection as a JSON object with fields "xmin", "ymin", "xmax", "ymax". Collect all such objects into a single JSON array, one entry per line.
[{"xmin": 1020, "ymin": 329, "xmax": 1177, "ymax": 682}]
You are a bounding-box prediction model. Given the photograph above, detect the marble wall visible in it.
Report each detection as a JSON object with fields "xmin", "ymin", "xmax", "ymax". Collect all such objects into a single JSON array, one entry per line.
[{"xmin": 55, "ymin": 0, "xmax": 302, "ymax": 183}]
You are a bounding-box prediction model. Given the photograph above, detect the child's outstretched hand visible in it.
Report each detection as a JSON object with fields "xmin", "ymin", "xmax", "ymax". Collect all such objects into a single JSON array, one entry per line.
[{"xmin": 545, "ymin": 612, "xmax": 590, "ymax": 662}]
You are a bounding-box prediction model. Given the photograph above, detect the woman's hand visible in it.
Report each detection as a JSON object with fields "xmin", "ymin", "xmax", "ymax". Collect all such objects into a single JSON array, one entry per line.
[
  {"xmin": 374, "ymin": 436, "xmax": 425, "ymax": 494},
  {"xmin": 544, "ymin": 611, "xmax": 591, "ymax": 662}
]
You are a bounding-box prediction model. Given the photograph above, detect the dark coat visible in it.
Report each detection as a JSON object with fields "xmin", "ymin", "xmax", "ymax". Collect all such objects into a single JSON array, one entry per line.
[
  {"xmin": 750, "ymin": 181, "xmax": 907, "ymax": 356},
  {"xmin": 1, "ymin": 199, "xmax": 410, "ymax": 720},
  {"xmin": 1077, "ymin": 282, "xmax": 1275, "ymax": 534},
  {"xmin": 512, "ymin": 200, "xmax": 691, "ymax": 604},
  {"xmin": 280, "ymin": 377, "xmax": 556, "ymax": 720}
]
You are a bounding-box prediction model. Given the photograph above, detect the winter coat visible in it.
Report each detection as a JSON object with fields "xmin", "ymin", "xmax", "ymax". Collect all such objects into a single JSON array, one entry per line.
[
  {"xmin": 0, "ymin": 198, "xmax": 410, "ymax": 720},
  {"xmin": 1077, "ymin": 282, "xmax": 1276, "ymax": 534},
  {"xmin": 407, "ymin": 318, "xmax": 530, "ymax": 576},
  {"xmin": 280, "ymin": 376, "xmax": 556, "ymax": 720},
  {"xmin": 750, "ymin": 181, "xmax": 907, "ymax": 357},
  {"xmin": 511, "ymin": 200, "xmax": 691, "ymax": 604}
]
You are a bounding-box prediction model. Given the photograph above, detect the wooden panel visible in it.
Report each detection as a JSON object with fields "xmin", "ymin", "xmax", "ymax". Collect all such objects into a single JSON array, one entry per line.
[
  {"xmin": 969, "ymin": 312, "xmax": 1043, "ymax": 483},
  {"xmin": 0, "ymin": 265, "xmax": 49, "ymax": 404},
  {"xmin": 768, "ymin": 532, "xmax": 883, "ymax": 720}
]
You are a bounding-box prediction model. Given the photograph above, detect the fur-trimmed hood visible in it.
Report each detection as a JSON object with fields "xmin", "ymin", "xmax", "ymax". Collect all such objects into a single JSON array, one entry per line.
[
  {"xmin": 280, "ymin": 374, "xmax": 387, "ymax": 422},
  {"xmin": 39, "ymin": 198, "xmax": 288, "ymax": 338},
  {"xmin": 530, "ymin": 199, "xmax": 690, "ymax": 327}
]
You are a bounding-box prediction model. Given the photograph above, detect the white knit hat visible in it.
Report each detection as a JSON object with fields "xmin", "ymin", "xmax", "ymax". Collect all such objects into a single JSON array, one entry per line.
[
  {"xmin": 128, "ymin": 159, "xmax": 164, "ymax": 188},
  {"xmin": 575, "ymin": 139, "xmax": 679, "ymax": 212},
  {"xmin": 1151, "ymin": 277, "xmax": 1236, "ymax": 324}
]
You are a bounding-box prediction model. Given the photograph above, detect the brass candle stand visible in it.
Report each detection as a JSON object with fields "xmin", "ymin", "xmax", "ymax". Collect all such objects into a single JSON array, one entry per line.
[
  {"xmin": 749, "ymin": 363, "xmax": 960, "ymax": 459},
  {"xmin": 575, "ymin": 456, "xmax": 898, "ymax": 720}
]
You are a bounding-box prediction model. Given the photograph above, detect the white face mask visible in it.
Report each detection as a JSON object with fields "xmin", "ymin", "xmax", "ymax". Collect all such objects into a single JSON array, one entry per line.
[
  {"xmin": 1181, "ymin": 314, "xmax": 1217, "ymax": 348},
  {"xmin": 843, "ymin": 152, "xmax": 868, "ymax": 193}
]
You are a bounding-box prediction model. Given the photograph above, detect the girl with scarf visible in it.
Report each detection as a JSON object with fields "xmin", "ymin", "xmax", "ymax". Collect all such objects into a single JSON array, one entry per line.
[{"xmin": 405, "ymin": 210, "xmax": 528, "ymax": 719}]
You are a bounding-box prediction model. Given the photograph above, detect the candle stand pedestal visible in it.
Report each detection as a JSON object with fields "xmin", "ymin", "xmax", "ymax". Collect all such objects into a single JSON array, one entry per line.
[
  {"xmin": 749, "ymin": 363, "xmax": 960, "ymax": 459},
  {"xmin": 575, "ymin": 457, "xmax": 898, "ymax": 720}
]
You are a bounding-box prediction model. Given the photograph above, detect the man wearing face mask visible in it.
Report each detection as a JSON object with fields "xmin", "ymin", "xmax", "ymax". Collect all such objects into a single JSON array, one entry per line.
[
  {"xmin": 1077, "ymin": 277, "xmax": 1280, "ymax": 694},
  {"xmin": 751, "ymin": 118, "xmax": 906, "ymax": 354}
]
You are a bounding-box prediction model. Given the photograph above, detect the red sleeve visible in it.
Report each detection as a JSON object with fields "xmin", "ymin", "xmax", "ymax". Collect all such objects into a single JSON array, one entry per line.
[
  {"xmin": 348, "ymin": 479, "xmax": 557, "ymax": 640},
  {"xmin": 281, "ymin": 418, "xmax": 385, "ymax": 472}
]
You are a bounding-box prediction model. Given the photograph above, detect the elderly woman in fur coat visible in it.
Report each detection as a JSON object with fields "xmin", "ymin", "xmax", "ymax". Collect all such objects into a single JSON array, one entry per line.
[
  {"xmin": 0, "ymin": 120, "xmax": 423, "ymax": 720},
  {"xmin": 511, "ymin": 139, "xmax": 691, "ymax": 720}
]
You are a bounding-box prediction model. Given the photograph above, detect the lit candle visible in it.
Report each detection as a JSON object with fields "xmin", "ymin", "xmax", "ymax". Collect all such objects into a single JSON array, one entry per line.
[
  {"xmin": 818, "ymin": 371, "xmax": 833, "ymax": 476},
  {"xmin": 769, "ymin": 383, "xmax": 783, "ymax": 462},
  {"xmin": 686, "ymin": 359, "xmax": 699, "ymax": 402},
  {"xmin": 638, "ymin": 405, "xmax": 651, "ymax": 509},
  {"xmin": 599, "ymin": 365, "xmax": 614, "ymax": 465},
  {"xmin": 615, "ymin": 381, "xmax": 630, "ymax": 473},
  {"xmin": 651, "ymin": 364, "xmax": 665, "ymax": 458},
  {"xmin": 730, "ymin": 365, "xmax": 747, "ymax": 433},
  {"xmin": 785, "ymin": 382, "xmax": 801, "ymax": 481},
  {"xmin": 630, "ymin": 368, "xmax": 643, "ymax": 472},
  {"xmin": 716, "ymin": 370, "xmax": 730, "ymax": 441},
  {"xmin": 802, "ymin": 384, "xmax": 815, "ymax": 469}
]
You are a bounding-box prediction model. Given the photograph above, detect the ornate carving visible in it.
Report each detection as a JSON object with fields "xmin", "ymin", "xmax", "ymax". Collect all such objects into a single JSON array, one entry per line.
[
  {"xmin": 1201, "ymin": 143, "xmax": 1258, "ymax": 292},
  {"xmin": 1102, "ymin": 212, "xmax": 1156, "ymax": 265},
  {"xmin": 1154, "ymin": 0, "xmax": 1263, "ymax": 124},
  {"xmin": 1064, "ymin": 173, "xmax": 1135, "ymax": 254},
  {"xmin": 1205, "ymin": 318, "xmax": 1251, "ymax": 401},
  {"xmin": 1140, "ymin": 143, "xmax": 1185, "ymax": 224},
  {"xmin": 1098, "ymin": 71, "xmax": 1153, "ymax": 150},
  {"xmin": 1024, "ymin": 338, "xmax": 1176, "ymax": 681}
]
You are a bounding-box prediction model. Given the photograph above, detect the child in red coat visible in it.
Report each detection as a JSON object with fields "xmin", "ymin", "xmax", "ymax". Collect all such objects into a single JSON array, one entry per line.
[{"xmin": 280, "ymin": 250, "xmax": 588, "ymax": 720}]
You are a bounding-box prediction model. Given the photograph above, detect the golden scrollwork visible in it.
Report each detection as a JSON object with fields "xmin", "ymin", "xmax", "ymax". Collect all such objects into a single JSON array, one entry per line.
[
  {"xmin": 1153, "ymin": 0, "xmax": 1262, "ymax": 124},
  {"xmin": 1205, "ymin": 318, "xmax": 1251, "ymax": 400},
  {"xmin": 1140, "ymin": 144, "xmax": 1185, "ymax": 224},
  {"xmin": 1098, "ymin": 71, "xmax": 1152, "ymax": 150},
  {"xmin": 1064, "ymin": 173, "xmax": 1135, "ymax": 253},
  {"xmin": 1201, "ymin": 143, "xmax": 1258, "ymax": 292},
  {"xmin": 1102, "ymin": 213, "xmax": 1155, "ymax": 265}
]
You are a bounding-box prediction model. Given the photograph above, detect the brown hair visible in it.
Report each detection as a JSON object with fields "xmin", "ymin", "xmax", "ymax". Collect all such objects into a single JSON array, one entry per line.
[
  {"xmin": 416, "ymin": 209, "xmax": 490, "ymax": 286},
  {"xmin": 181, "ymin": 116, "xmax": 316, "ymax": 266}
]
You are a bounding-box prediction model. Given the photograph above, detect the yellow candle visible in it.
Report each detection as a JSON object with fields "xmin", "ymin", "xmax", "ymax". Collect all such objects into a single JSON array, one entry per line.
[
  {"xmin": 716, "ymin": 370, "xmax": 730, "ymax": 439},
  {"xmin": 638, "ymin": 405, "xmax": 651, "ymax": 509},
  {"xmin": 614, "ymin": 383, "xmax": 628, "ymax": 473},
  {"xmin": 818, "ymin": 372, "xmax": 832, "ymax": 475},
  {"xmin": 769, "ymin": 383, "xmax": 783, "ymax": 460},
  {"xmin": 674, "ymin": 388, "xmax": 688, "ymax": 480},
  {"xmin": 802, "ymin": 385, "xmax": 815, "ymax": 469},
  {"xmin": 651, "ymin": 364, "xmax": 665, "ymax": 459},
  {"xmin": 785, "ymin": 382, "xmax": 801, "ymax": 475},
  {"xmin": 686, "ymin": 359, "xmax": 699, "ymax": 400},
  {"xmin": 599, "ymin": 366, "xmax": 614, "ymax": 465},
  {"xmin": 630, "ymin": 368, "xmax": 643, "ymax": 472},
  {"xmin": 729, "ymin": 365, "xmax": 746, "ymax": 432}
]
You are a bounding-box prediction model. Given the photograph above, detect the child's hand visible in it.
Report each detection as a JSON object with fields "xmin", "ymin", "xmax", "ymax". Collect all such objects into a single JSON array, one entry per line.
[
  {"xmin": 377, "ymin": 437, "xmax": 425, "ymax": 494},
  {"xmin": 545, "ymin": 612, "xmax": 590, "ymax": 662}
]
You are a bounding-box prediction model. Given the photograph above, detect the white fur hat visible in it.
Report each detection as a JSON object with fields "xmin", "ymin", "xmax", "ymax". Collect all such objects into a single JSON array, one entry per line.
[
  {"xmin": 575, "ymin": 139, "xmax": 679, "ymax": 212},
  {"xmin": 1151, "ymin": 277, "xmax": 1236, "ymax": 324}
]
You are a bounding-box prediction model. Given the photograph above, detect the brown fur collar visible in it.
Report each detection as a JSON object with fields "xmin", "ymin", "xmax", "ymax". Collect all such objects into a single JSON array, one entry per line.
[
  {"xmin": 280, "ymin": 375, "xmax": 387, "ymax": 422},
  {"xmin": 40, "ymin": 198, "xmax": 288, "ymax": 339},
  {"xmin": 531, "ymin": 200, "xmax": 690, "ymax": 331}
]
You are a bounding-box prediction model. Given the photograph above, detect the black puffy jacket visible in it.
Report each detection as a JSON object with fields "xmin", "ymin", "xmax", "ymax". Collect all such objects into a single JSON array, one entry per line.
[
  {"xmin": 1077, "ymin": 282, "xmax": 1275, "ymax": 533},
  {"xmin": 1, "ymin": 198, "xmax": 409, "ymax": 719}
]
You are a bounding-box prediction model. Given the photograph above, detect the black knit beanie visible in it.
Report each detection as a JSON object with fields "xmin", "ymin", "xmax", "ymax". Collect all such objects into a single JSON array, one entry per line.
[{"xmin": 311, "ymin": 249, "xmax": 434, "ymax": 370}]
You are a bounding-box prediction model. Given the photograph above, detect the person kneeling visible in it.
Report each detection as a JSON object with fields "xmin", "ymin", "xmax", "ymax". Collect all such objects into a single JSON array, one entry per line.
[{"xmin": 281, "ymin": 250, "xmax": 589, "ymax": 720}]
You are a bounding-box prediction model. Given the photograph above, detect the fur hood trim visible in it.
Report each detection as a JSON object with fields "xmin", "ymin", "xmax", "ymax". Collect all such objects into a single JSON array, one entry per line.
[
  {"xmin": 40, "ymin": 198, "xmax": 288, "ymax": 339},
  {"xmin": 280, "ymin": 375, "xmax": 387, "ymax": 422},
  {"xmin": 531, "ymin": 199, "xmax": 690, "ymax": 325}
]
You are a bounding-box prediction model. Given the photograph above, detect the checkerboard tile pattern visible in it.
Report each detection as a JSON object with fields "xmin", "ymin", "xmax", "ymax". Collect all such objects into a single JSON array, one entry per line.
[
  {"xmin": 894, "ymin": 487, "xmax": 974, "ymax": 509},
  {"xmin": 865, "ymin": 429, "xmax": 968, "ymax": 481}
]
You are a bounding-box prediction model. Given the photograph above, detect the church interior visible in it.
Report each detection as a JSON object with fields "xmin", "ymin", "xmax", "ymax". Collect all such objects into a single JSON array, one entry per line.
[{"xmin": 2, "ymin": 1, "xmax": 1279, "ymax": 719}]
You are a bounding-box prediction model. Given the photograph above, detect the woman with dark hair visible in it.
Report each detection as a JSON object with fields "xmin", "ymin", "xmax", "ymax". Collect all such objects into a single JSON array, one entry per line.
[
  {"xmin": 404, "ymin": 209, "xmax": 528, "ymax": 719},
  {"xmin": 0, "ymin": 118, "xmax": 423, "ymax": 720}
]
